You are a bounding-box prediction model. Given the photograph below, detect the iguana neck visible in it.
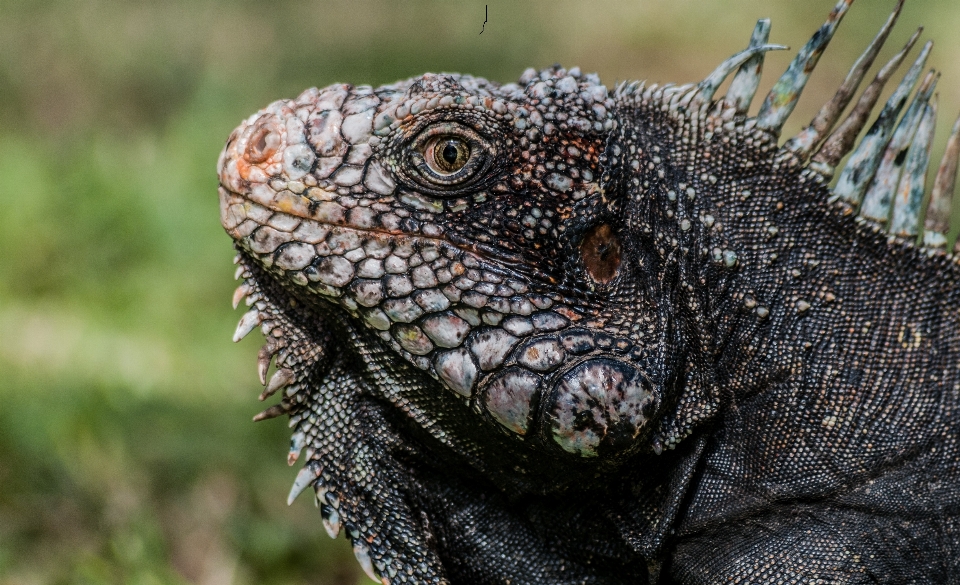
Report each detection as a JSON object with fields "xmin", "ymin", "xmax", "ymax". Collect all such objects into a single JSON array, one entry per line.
[
  {"xmin": 615, "ymin": 96, "xmax": 960, "ymax": 447},
  {"xmin": 729, "ymin": 189, "xmax": 960, "ymax": 399}
]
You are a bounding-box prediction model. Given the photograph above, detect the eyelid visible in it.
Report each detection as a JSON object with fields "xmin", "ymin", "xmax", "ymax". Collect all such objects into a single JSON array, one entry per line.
[{"xmin": 401, "ymin": 121, "xmax": 495, "ymax": 192}]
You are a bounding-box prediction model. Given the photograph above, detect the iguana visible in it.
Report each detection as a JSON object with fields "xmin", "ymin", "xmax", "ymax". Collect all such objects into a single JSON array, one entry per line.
[{"xmin": 218, "ymin": 0, "xmax": 960, "ymax": 582}]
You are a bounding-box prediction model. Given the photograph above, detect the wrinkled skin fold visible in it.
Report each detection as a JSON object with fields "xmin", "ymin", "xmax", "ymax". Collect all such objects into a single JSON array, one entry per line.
[{"xmin": 219, "ymin": 2, "xmax": 960, "ymax": 582}]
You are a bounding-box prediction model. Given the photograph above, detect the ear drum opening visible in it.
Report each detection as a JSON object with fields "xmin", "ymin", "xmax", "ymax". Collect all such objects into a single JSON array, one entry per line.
[{"xmin": 581, "ymin": 224, "xmax": 622, "ymax": 284}]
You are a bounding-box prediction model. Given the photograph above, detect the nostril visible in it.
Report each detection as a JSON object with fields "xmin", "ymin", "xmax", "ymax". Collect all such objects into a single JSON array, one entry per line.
[
  {"xmin": 245, "ymin": 118, "xmax": 282, "ymax": 164},
  {"xmin": 254, "ymin": 132, "xmax": 269, "ymax": 154}
]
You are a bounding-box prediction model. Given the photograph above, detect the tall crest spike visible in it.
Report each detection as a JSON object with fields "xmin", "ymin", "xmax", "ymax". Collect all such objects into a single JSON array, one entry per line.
[
  {"xmin": 890, "ymin": 98, "xmax": 938, "ymax": 237},
  {"xmin": 831, "ymin": 39, "xmax": 933, "ymax": 205},
  {"xmin": 859, "ymin": 71, "xmax": 939, "ymax": 224},
  {"xmin": 811, "ymin": 28, "xmax": 922, "ymax": 177},
  {"xmin": 755, "ymin": 0, "xmax": 855, "ymax": 134},
  {"xmin": 724, "ymin": 19, "xmax": 772, "ymax": 114},
  {"xmin": 783, "ymin": 0, "xmax": 904, "ymax": 159},
  {"xmin": 924, "ymin": 113, "xmax": 960, "ymax": 246},
  {"xmin": 693, "ymin": 43, "xmax": 788, "ymax": 107}
]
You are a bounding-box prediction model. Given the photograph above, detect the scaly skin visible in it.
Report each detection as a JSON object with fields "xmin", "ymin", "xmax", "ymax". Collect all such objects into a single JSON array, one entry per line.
[{"xmin": 218, "ymin": 5, "xmax": 960, "ymax": 583}]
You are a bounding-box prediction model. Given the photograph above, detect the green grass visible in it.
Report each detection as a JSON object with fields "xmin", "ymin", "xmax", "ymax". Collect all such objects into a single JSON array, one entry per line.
[
  {"xmin": 1, "ymin": 0, "xmax": 958, "ymax": 583},
  {"xmin": 0, "ymin": 374, "xmax": 360, "ymax": 585}
]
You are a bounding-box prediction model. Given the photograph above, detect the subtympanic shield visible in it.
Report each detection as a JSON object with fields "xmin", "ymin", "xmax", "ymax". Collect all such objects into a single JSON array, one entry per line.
[{"xmin": 545, "ymin": 359, "xmax": 655, "ymax": 457}]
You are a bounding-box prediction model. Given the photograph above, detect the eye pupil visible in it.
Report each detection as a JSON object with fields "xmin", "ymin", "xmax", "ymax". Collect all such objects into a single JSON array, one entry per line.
[{"xmin": 442, "ymin": 142, "xmax": 460, "ymax": 165}]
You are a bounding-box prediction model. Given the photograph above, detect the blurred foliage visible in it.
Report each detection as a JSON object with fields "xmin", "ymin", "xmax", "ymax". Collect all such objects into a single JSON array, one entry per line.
[{"xmin": 0, "ymin": 0, "xmax": 958, "ymax": 583}]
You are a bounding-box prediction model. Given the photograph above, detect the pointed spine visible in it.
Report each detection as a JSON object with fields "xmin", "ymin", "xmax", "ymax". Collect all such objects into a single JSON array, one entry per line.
[
  {"xmin": 832, "ymin": 40, "xmax": 933, "ymax": 204},
  {"xmin": 257, "ymin": 338, "xmax": 280, "ymax": 386},
  {"xmin": 233, "ymin": 309, "xmax": 263, "ymax": 342},
  {"xmin": 755, "ymin": 0, "xmax": 855, "ymax": 134},
  {"xmin": 252, "ymin": 403, "xmax": 288, "ymax": 422},
  {"xmin": 811, "ymin": 28, "xmax": 922, "ymax": 177},
  {"xmin": 890, "ymin": 98, "xmax": 938, "ymax": 237},
  {"xmin": 232, "ymin": 282, "xmax": 252, "ymax": 310},
  {"xmin": 320, "ymin": 502, "xmax": 342, "ymax": 538},
  {"xmin": 287, "ymin": 462, "xmax": 321, "ymax": 505},
  {"xmin": 352, "ymin": 539, "xmax": 380, "ymax": 582},
  {"xmin": 784, "ymin": 0, "xmax": 904, "ymax": 159},
  {"xmin": 694, "ymin": 43, "xmax": 787, "ymax": 107},
  {"xmin": 924, "ymin": 113, "xmax": 960, "ymax": 245},
  {"xmin": 725, "ymin": 19, "xmax": 772, "ymax": 115},
  {"xmin": 859, "ymin": 71, "xmax": 938, "ymax": 223},
  {"xmin": 288, "ymin": 430, "xmax": 306, "ymax": 466},
  {"xmin": 260, "ymin": 368, "xmax": 295, "ymax": 401}
]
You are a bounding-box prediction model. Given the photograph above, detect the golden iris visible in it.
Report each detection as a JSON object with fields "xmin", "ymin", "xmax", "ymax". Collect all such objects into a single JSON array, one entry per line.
[{"xmin": 425, "ymin": 137, "xmax": 470, "ymax": 175}]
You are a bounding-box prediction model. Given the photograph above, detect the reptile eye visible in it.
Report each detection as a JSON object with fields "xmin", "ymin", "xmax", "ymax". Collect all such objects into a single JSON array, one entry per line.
[
  {"xmin": 426, "ymin": 137, "xmax": 471, "ymax": 175},
  {"xmin": 405, "ymin": 122, "xmax": 494, "ymax": 192}
]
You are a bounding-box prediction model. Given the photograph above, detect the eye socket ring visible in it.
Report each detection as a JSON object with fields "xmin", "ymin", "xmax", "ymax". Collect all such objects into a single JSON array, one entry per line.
[{"xmin": 405, "ymin": 122, "xmax": 493, "ymax": 190}]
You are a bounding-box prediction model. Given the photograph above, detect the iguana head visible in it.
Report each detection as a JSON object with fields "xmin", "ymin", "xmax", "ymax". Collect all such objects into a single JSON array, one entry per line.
[{"xmin": 218, "ymin": 68, "xmax": 670, "ymax": 461}]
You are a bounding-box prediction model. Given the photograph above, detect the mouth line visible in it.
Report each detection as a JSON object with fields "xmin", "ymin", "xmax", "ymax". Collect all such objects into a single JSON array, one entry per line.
[
  {"xmin": 222, "ymin": 183, "xmax": 600, "ymax": 306},
  {"xmin": 223, "ymin": 182, "xmax": 525, "ymax": 272}
]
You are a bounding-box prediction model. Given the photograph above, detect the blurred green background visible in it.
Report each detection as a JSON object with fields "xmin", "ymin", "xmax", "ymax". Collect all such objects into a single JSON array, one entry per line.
[{"xmin": 1, "ymin": 1, "xmax": 958, "ymax": 583}]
